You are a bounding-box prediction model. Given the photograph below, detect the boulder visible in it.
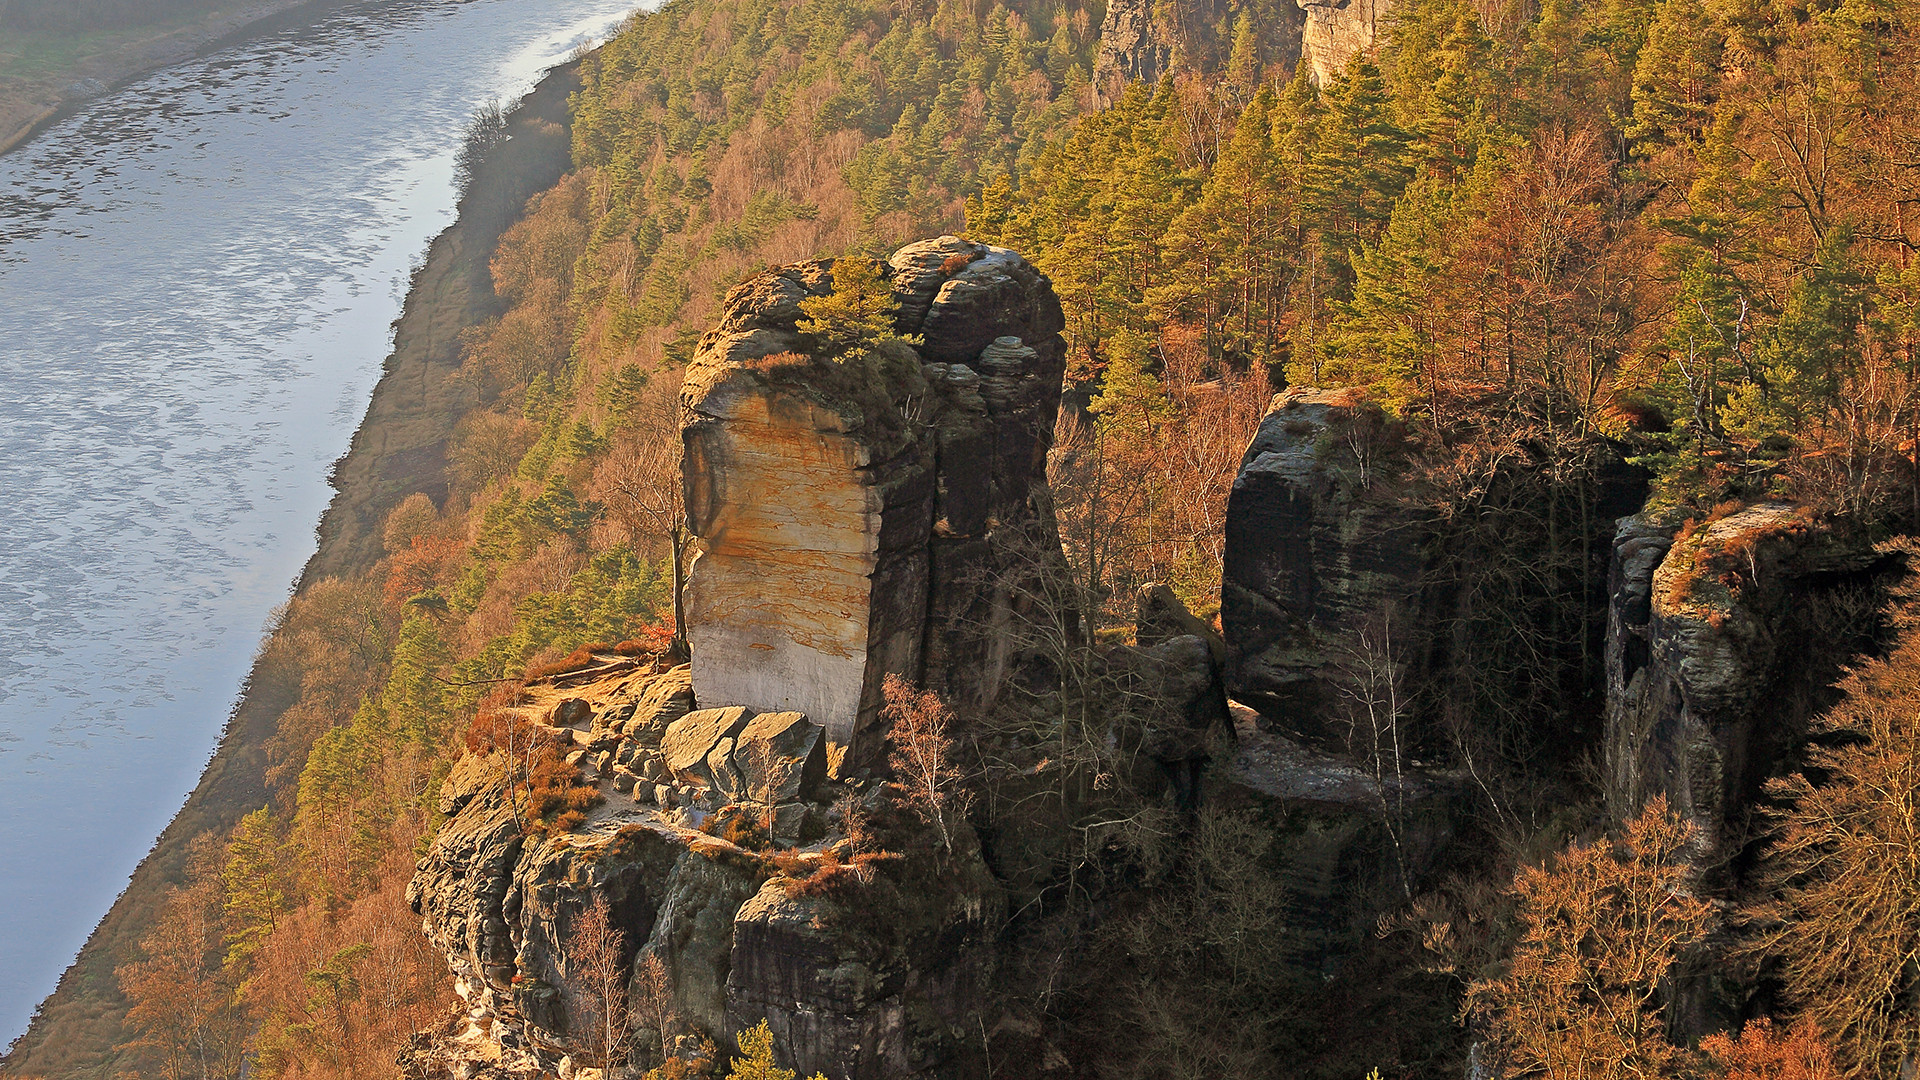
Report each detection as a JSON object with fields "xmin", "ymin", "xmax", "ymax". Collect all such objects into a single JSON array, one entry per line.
[
  {"xmin": 701, "ymin": 737, "xmax": 744, "ymax": 801},
  {"xmin": 729, "ymin": 711, "xmax": 827, "ymax": 805},
  {"xmin": 681, "ymin": 237, "xmax": 1067, "ymax": 771},
  {"xmin": 661, "ymin": 706, "xmax": 755, "ymax": 781},
  {"xmin": 623, "ymin": 664, "xmax": 694, "ymax": 747},
  {"xmin": 1135, "ymin": 582, "xmax": 1225, "ymax": 663}
]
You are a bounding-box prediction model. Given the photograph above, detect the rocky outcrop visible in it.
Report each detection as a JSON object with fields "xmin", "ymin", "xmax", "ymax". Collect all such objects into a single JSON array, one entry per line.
[
  {"xmin": 1220, "ymin": 388, "xmax": 1423, "ymax": 743},
  {"xmin": 1090, "ymin": 0, "xmax": 1305, "ymax": 103},
  {"xmin": 1297, "ymin": 0, "xmax": 1390, "ymax": 84},
  {"xmin": 1224, "ymin": 702, "xmax": 1459, "ymax": 965},
  {"xmin": 681, "ymin": 236, "xmax": 1067, "ymax": 773},
  {"xmin": 1603, "ymin": 504, "xmax": 1893, "ymax": 857},
  {"xmin": 408, "ymin": 655, "xmax": 1001, "ymax": 1080},
  {"xmin": 724, "ymin": 868, "xmax": 1001, "ymax": 1079},
  {"xmin": 1090, "ymin": 0, "xmax": 1178, "ymax": 101}
]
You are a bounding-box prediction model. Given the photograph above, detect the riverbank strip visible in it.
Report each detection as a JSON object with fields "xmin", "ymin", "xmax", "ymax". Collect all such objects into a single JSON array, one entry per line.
[
  {"xmin": 0, "ymin": 57, "xmax": 583, "ymax": 1080},
  {"xmin": 0, "ymin": 0, "xmax": 363, "ymax": 158}
]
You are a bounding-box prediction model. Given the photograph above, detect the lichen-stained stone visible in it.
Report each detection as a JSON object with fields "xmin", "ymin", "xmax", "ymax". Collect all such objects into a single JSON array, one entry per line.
[
  {"xmin": 702, "ymin": 736, "xmax": 743, "ymax": 801},
  {"xmin": 1220, "ymin": 387, "xmax": 1423, "ymax": 740},
  {"xmin": 681, "ymin": 237, "xmax": 1066, "ymax": 771},
  {"xmin": 623, "ymin": 663, "xmax": 694, "ymax": 747},
  {"xmin": 1602, "ymin": 504, "xmax": 1893, "ymax": 859}
]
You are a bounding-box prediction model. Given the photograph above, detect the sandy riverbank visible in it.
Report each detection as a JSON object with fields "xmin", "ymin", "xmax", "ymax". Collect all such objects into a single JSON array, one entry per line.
[{"xmin": 0, "ymin": 56, "xmax": 583, "ymax": 1079}]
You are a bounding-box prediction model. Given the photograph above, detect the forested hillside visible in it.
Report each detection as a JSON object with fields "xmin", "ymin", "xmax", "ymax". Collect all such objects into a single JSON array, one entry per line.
[{"xmin": 19, "ymin": 0, "xmax": 1920, "ymax": 1071}]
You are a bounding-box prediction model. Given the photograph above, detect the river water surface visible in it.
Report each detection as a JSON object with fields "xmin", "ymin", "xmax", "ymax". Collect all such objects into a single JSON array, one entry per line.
[{"xmin": 0, "ymin": 0, "xmax": 642, "ymax": 1042}]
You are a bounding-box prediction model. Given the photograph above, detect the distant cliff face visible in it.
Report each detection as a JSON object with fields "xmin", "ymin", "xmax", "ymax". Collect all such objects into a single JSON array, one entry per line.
[
  {"xmin": 1090, "ymin": 0, "xmax": 1304, "ymax": 103},
  {"xmin": 1296, "ymin": 0, "xmax": 1390, "ymax": 83},
  {"xmin": 679, "ymin": 237, "xmax": 1067, "ymax": 773}
]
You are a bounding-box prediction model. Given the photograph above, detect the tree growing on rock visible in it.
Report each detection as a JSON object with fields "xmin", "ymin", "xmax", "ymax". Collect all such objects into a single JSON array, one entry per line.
[
  {"xmin": 630, "ymin": 952, "xmax": 678, "ymax": 1068},
  {"xmin": 797, "ymin": 257, "xmax": 914, "ymax": 365},
  {"xmin": 594, "ymin": 378, "xmax": 690, "ymax": 656},
  {"xmin": 882, "ymin": 674, "xmax": 972, "ymax": 854},
  {"xmin": 569, "ymin": 896, "xmax": 632, "ymax": 1069},
  {"xmin": 1465, "ymin": 798, "xmax": 1713, "ymax": 1080},
  {"xmin": 724, "ymin": 1019, "xmax": 828, "ymax": 1080}
]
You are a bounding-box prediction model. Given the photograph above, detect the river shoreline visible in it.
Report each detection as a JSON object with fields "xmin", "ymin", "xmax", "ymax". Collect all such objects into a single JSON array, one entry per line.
[
  {"xmin": 0, "ymin": 54, "xmax": 583, "ymax": 1078},
  {"xmin": 0, "ymin": 0, "xmax": 365, "ymax": 157}
]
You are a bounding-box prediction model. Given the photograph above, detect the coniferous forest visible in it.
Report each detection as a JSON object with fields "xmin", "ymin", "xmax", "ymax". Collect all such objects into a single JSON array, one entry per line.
[{"xmin": 11, "ymin": 0, "xmax": 1920, "ymax": 1074}]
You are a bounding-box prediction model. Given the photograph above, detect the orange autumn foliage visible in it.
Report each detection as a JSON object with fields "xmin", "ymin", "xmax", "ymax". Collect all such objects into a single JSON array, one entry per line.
[
  {"xmin": 382, "ymin": 534, "xmax": 465, "ymax": 609},
  {"xmin": 1702, "ymin": 1019, "xmax": 1842, "ymax": 1080},
  {"xmin": 1467, "ymin": 798, "xmax": 1714, "ymax": 1080}
]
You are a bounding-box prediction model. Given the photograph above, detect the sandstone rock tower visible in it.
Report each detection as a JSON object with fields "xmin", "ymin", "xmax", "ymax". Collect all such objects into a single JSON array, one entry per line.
[{"xmin": 680, "ymin": 236, "xmax": 1067, "ymax": 769}]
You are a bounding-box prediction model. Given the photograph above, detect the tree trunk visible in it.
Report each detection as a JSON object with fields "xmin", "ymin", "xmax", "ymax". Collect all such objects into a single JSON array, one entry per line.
[{"xmin": 670, "ymin": 523, "xmax": 689, "ymax": 659}]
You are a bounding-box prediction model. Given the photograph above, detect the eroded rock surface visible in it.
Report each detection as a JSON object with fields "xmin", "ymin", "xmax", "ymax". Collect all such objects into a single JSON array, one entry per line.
[
  {"xmin": 1603, "ymin": 504, "xmax": 1893, "ymax": 856},
  {"xmin": 1298, "ymin": 0, "xmax": 1391, "ymax": 83},
  {"xmin": 681, "ymin": 236, "xmax": 1066, "ymax": 771},
  {"xmin": 1220, "ymin": 388, "xmax": 1424, "ymax": 742},
  {"xmin": 409, "ymin": 656, "xmax": 1000, "ymax": 1080}
]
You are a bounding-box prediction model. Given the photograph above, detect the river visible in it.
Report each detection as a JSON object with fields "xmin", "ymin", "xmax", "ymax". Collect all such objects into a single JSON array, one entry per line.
[{"xmin": 0, "ymin": 0, "xmax": 640, "ymax": 1043}]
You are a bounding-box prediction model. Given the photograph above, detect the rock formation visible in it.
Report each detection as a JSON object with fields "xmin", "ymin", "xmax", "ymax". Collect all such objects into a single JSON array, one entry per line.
[
  {"xmin": 1090, "ymin": 0, "xmax": 1178, "ymax": 101},
  {"xmin": 680, "ymin": 236, "xmax": 1067, "ymax": 772},
  {"xmin": 1220, "ymin": 387, "xmax": 1424, "ymax": 743},
  {"xmin": 1296, "ymin": 0, "xmax": 1390, "ymax": 84},
  {"xmin": 1603, "ymin": 503, "xmax": 1894, "ymax": 857},
  {"xmin": 408, "ymin": 654, "xmax": 1001, "ymax": 1080},
  {"xmin": 411, "ymin": 237, "xmax": 1069, "ymax": 1079},
  {"xmin": 1090, "ymin": 0, "xmax": 1305, "ymax": 104}
]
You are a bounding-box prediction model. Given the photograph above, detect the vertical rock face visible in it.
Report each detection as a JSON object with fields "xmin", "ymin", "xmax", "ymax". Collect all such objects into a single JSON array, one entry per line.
[
  {"xmin": 1090, "ymin": 0, "xmax": 1305, "ymax": 103},
  {"xmin": 1297, "ymin": 0, "xmax": 1391, "ymax": 84},
  {"xmin": 724, "ymin": 875, "xmax": 1001, "ymax": 1079},
  {"xmin": 1090, "ymin": 0, "xmax": 1177, "ymax": 101},
  {"xmin": 681, "ymin": 236, "xmax": 1066, "ymax": 770},
  {"xmin": 1220, "ymin": 388, "xmax": 1423, "ymax": 742},
  {"xmin": 1603, "ymin": 504, "xmax": 1891, "ymax": 856}
]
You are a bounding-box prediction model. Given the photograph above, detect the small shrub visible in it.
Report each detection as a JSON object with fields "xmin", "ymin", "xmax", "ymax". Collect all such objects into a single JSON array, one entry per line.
[
  {"xmin": 520, "ymin": 742, "xmax": 602, "ymax": 835},
  {"xmin": 1701, "ymin": 1018, "xmax": 1840, "ymax": 1080},
  {"xmin": 523, "ymin": 643, "xmax": 616, "ymax": 681}
]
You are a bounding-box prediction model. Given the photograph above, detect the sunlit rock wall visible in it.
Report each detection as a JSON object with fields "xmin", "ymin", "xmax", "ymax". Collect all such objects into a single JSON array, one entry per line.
[{"xmin": 680, "ymin": 238, "xmax": 1066, "ymax": 770}]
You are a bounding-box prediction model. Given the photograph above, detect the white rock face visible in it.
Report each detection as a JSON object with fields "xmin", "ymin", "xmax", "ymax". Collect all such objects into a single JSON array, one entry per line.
[
  {"xmin": 1298, "ymin": 0, "xmax": 1391, "ymax": 84},
  {"xmin": 682, "ymin": 387, "xmax": 885, "ymax": 749}
]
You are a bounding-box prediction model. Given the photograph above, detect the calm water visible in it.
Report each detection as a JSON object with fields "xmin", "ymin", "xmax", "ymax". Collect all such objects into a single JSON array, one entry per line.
[{"xmin": 0, "ymin": 0, "xmax": 640, "ymax": 1042}]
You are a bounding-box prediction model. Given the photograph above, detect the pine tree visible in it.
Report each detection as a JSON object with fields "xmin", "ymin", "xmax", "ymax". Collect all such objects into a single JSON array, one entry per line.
[
  {"xmin": 798, "ymin": 256, "xmax": 909, "ymax": 363},
  {"xmin": 219, "ymin": 808, "xmax": 288, "ymax": 981}
]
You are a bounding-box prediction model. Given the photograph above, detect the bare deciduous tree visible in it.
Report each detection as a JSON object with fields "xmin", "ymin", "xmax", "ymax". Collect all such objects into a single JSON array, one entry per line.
[
  {"xmin": 882, "ymin": 675, "xmax": 973, "ymax": 855},
  {"xmin": 569, "ymin": 896, "xmax": 631, "ymax": 1069},
  {"xmin": 595, "ymin": 378, "xmax": 689, "ymax": 655},
  {"xmin": 630, "ymin": 952, "xmax": 678, "ymax": 1067}
]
